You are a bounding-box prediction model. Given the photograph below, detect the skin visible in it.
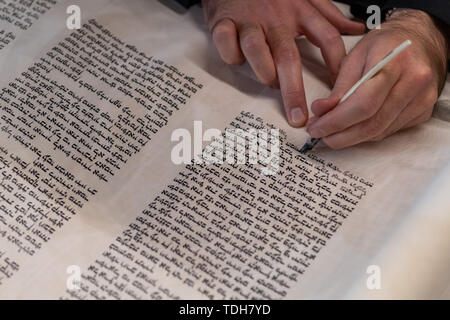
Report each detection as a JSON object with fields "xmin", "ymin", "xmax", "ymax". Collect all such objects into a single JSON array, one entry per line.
[
  {"xmin": 202, "ymin": 0, "xmax": 366, "ymax": 127},
  {"xmin": 203, "ymin": 1, "xmax": 449, "ymax": 149},
  {"xmin": 307, "ymin": 9, "xmax": 449, "ymax": 149}
]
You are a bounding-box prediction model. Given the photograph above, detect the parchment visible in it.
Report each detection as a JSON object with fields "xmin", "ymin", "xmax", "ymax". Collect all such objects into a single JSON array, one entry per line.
[{"xmin": 0, "ymin": 0, "xmax": 449, "ymax": 299}]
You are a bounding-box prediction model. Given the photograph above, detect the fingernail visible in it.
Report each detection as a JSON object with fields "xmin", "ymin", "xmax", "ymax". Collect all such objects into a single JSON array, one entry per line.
[{"xmin": 290, "ymin": 108, "xmax": 305, "ymax": 126}]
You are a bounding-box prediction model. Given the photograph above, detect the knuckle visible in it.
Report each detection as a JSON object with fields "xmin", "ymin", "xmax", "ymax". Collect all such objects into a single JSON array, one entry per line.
[
  {"xmin": 206, "ymin": 3, "xmax": 231, "ymax": 29},
  {"xmin": 273, "ymin": 43, "xmax": 296, "ymax": 63},
  {"xmin": 225, "ymin": 54, "xmax": 244, "ymax": 66},
  {"xmin": 260, "ymin": 74, "xmax": 278, "ymax": 87},
  {"xmin": 412, "ymin": 65, "xmax": 433, "ymax": 84},
  {"xmin": 321, "ymin": 28, "xmax": 341, "ymax": 45},
  {"xmin": 358, "ymin": 100, "xmax": 377, "ymax": 117},
  {"xmin": 268, "ymin": 27, "xmax": 292, "ymax": 46},
  {"xmin": 270, "ymin": 35, "xmax": 289, "ymax": 49},
  {"xmin": 283, "ymin": 88, "xmax": 302, "ymax": 102},
  {"xmin": 241, "ymin": 33, "xmax": 262, "ymax": 53},
  {"xmin": 213, "ymin": 21, "xmax": 233, "ymax": 40}
]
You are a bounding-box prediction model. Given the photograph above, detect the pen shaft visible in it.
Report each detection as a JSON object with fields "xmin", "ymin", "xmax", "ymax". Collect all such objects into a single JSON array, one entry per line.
[
  {"xmin": 339, "ymin": 40, "xmax": 412, "ymax": 104},
  {"xmin": 301, "ymin": 40, "xmax": 412, "ymax": 153}
]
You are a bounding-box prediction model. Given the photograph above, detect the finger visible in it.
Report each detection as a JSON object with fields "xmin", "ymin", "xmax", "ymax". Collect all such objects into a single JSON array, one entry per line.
[
  {"xmin": 212, "ymin": 18, "xmax": 245, "ymax": 65},
  {"xmin": 239, "ymin": 24, "xmax": 277, "ymax": 87},
  {"xmin": 267, "ymin": 27, "xmax": 308, "ymax": 127},
  {"xmin": 321, "ymin": 80, "xmax": 415, "ymax": 149},
  {"xmin": 311, "ymin": 45, "xmax": 368, "ymax": 117},
  {"xmin": 403, "ymin": 110, "xmax": 433, "ymax": 129},
  {"xmin": 323, "ymin": 83, "xmax": 437, "ymax": 149},
  {"xmin": 377, "ymin": 90, "xmax": 437, "ymax": 139},
  {"xmin": 309, "ymin": 0, "xmax": 366, "ymax": 35},
  {"xmin": 297, "ymin": 3, "xmax": 347, "ymax": 81},
  {"xmin": 308, "ymin": 69, "xmax": 399, "ymax": 139},
  {"xmin": 306, "ymin": 116, "xmax": 320, "ymax": 127},
  {"xmin": 380, "ymin": 109, "xmax": 432, "ymax": 140}
]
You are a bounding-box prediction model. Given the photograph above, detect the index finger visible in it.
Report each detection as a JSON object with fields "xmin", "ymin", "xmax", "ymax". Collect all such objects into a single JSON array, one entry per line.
[
  {"xmin": 307, "ymin": 71, "xmax": 399, "ymax": 139},
  {"xmin": 298, "ymin": 3, "xmax": 347, "ymax": 82},
  {"xmin": 267, "ymin": 27, "xmax": 308, "ymax": 127}
]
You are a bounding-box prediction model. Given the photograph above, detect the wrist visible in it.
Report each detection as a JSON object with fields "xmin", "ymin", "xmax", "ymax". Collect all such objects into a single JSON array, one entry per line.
[{"xmin": 381, "ymin": 9, "xmax": 448, "ymax": 92}]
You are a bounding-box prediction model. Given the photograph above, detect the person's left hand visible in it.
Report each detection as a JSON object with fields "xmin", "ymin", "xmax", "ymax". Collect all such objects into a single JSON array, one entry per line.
[
  {"xmin": 307, "ymin": 9, "xmax": 448, "ymax": 149},
  {"xmin": 202, "ymin": 0, "xmax": 366, "ymax": 128}
]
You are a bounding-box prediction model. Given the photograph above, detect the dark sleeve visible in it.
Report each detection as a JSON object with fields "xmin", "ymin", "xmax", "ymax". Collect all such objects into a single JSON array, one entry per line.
[
  {"xmin": 174, "ymin": 0, "xmax": 449, "ymax": 24},
  {"xmin": 175, "ymin": 0, "xmax": 200, "ymax": 8},
  {"xmin": 338, "ymin": 0, "xmax": 450, "ymax": 25}
]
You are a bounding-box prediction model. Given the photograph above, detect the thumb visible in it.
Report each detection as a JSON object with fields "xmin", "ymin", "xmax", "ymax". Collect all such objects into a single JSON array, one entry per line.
[
  {"xmin": 311, "ymin": 95, "xmax": 341, "ymax": 117},
  {"xmin": 312, "ymin": 44, "xmax": 368, "ymax": 117}
]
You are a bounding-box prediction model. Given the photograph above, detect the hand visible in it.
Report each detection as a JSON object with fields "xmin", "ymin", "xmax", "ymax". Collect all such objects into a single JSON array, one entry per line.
[
  {"xmin": 307, "ymin": 9, "xmax": 449, "ymax": 149},
  {"xmin": 202, "ymin": 0, "xmax": 365, "ymax": 127}
]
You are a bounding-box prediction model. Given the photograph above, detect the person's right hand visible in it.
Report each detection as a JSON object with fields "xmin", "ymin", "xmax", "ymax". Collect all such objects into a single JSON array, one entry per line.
[
  {"xmin": 307, "ymin": 9, "xmax": 448, "ymax": 149},
  {"xmin": 202, "ymin": 0, "xmax": 365, "ymax": 127}
]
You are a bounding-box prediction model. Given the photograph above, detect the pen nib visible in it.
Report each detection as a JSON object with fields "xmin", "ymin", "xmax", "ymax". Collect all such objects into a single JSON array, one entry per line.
[
  {"xmin": 300, "ymin": 144, "xmax": 311, "ymax": 154},
  {"xmin": 300, "ymin": 138, "xmax": 320, "ymax": 154}
]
